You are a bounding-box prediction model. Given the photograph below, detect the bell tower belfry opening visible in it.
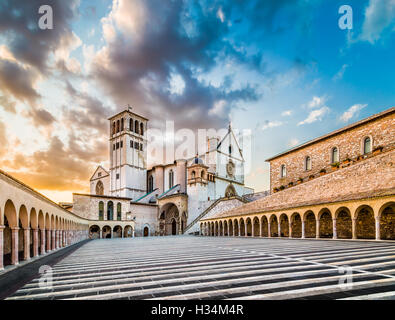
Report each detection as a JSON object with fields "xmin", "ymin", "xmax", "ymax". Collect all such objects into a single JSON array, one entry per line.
[{"xmin": 108, "ymin": 107, "xmax": 148, "ymax": 200}]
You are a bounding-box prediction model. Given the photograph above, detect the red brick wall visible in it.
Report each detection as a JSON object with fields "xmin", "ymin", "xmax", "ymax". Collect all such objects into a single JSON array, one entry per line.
[{"xmin": 269, "ymin": 111, "xmax": 395, "ymax": 192}]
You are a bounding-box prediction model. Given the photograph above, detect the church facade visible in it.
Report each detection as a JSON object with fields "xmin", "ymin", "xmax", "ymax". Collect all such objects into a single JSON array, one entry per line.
[{"xmin": 72, "ymin": 108, "xmax": 254, "ymax": 237}]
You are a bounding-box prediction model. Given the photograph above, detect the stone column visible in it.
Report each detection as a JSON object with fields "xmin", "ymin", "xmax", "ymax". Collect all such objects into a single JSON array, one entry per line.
[
  {"xmin": 51, "ymin": 230, "xmax": 56, "ymax": 250},
  {"xmin": 46, "ymin": 230, "xmax": 51, "ymax": 251},
  {"xmin": 0, "ymin": 226, "xmax": 4, "ymax": 270},
  {"xmin": 179, "ymin": 217, "xmax": 182, "ymax": 235},
  {"xmin": 278, "ymin": 221, "xmax": 281, "ymax": 237},
  {"xmin": 259, "ymin": 222, "xmax": 263, "ymax": 237},
  {"xmin": 23, "ymin": 228, "xmax": 30, "ymax": 261},
  {"xmin": 122, "ymin": 228, "xmax": 124, "ymax": 238},
  {"xmin": 238, "ymin": 223, "xmax": 241, "ymax": 236},
  {"xmin": 289, "ymin": 223, "xmax": 292, "ymax": 238},
  {"xmin": 352, "ymin": 218, "xmax": 357, "ymax": 239},
  {"xmin": 33, "ymin": 229, "xmax": 39, "ymax": 257},
  {"xmin": 132, "ymin": 229, "xmax": 135, "ymax": 237},
  {"xmin": 227, "ymin": 223, "xmax": 230, "ymax": 237},
  {"xmin": 11, "ymin": 227, "xmax": 19, "ymax": 265},
  {"xmin": 245, "ymin": 222, "xmax": 248, "ymax": 237},
  {"xmin": 316, "ymin": 219, "xmax": 320, "ymax": 239},
  {"xmin": 375, "ymin": 217, "xmax": 380, "ymax": 240},
  {"xmin": 333, "ymin": 219, "xmax": 337, "ymax": 239},
  {"xmin": 40, "ymin": 229, "xmax": 46, "ymax": 254},
  {"xmin": 301, "ymin": 220, "xmax": 305, "ymax": 239},
  {"xmin": 268, "ymin": 222, "xmax": 271, "ymax": 238}
]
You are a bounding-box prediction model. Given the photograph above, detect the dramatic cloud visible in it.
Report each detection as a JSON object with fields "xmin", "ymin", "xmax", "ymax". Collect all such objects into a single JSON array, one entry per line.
[
  {"xmin": 340, "ymin": 104, "xmax": 367, "ymax": 122},
  {"xmin": 0, "ymin": 95, "xmax": 17, "ymax": 113},
  {"xmin": 90, "ymin": 0, "xmax": 261, "ymax": 132},
  {"xmin": 298, "ymin": 106, "xmax": 330, "ymax": 126},
  {"xmin": 359, "ymin": 0, "xmax": 395, "ymax": 43}
]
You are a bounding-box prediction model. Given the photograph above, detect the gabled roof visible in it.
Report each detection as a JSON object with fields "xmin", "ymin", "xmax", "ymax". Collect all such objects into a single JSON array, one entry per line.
[
  {"xmin": 89, "ymin": 165, "xmax": 109, "ymax": 181},
  {"xmin": 217, "ymin": 124, "xmax": 244, "ymax": 161}
]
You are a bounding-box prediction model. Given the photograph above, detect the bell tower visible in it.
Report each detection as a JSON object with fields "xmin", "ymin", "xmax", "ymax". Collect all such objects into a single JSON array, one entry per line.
[{"xmin": 108, "ymin": 107, "xmax": 148, "ymax": 199}]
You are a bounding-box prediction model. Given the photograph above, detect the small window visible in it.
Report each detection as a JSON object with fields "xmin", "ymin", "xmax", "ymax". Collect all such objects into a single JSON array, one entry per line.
[
  {"xmin": 134, "ymin": 141, "xmax": 139, "ymax": 149},
  {"xmin": 280, "ymin": 165, "xmax": 286, "ymax": 178},
  {"xmin": 116, "ymin": 120, "xmax": 120, "ymax": 133},
  {"xmin": 116, "ymin": 142, "xmax": 120, "ymax": 149},
  {"xmin": 113, "ymin": 144, "xmax": 115, "ymax": 151},
  {"xmin": 140, "ymin": 143, "xmax": 143, "ymax": 151},
  {"xmin": 98, "ymin": 172, "xmax": 102, "ymax": 177},
  {"xmin": 191, "ymin": 171, "xmax": 196, "ymax": 179},
  {"xmin": 140, "ymin": 123, "xmax": 144, "ymax": 136},
  {"xmin": 169, "ymin": 170, "xmax": 174, "ymax": 188},
  {"xmin": 130, "ymin": 140, "xmax": 133, "ymax": 148},
  {"xmin": 135, "ymin": 120, "xmax": 139, "ymax": 134},
  {"xmin": 116, "ymin": 173, "xmax": 120, "ymax": 179},
  {"xmin": 229, "ymin": 145, "xmax": 232, "ymax": 154},
  {"xmin": 129, "ymin": 118, "xmax": 133, "ymax": 131},
  {"xmin": 121, "ymin": 118, "xmax": 124, "ymax": 131},
  {"xmin": 305, "ymin": 156, "xmax": 311, "ymax": 171},
  {"xmin": 120, "ymin": 141, "xmax": 123, "ymax": 148},
  {"xmin": 364, "ymin": 137, "xmax": 372, "ymax": 154},
  {"xmin": 112, "ymin": 122, "xmax": 116, "ymax": 135},
  {"xmin": 331, "ymin": 147, "xmax": 339, "ymax": 163}
]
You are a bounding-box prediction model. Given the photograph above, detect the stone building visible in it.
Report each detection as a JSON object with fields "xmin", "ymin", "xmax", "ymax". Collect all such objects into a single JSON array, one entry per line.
[
  {"xmin": 73, "ymin": 108, "xmax": 255, "ymax": 237},
  {"xmin": 201, "ymin": 107, "xmax": 395, "ymax": 241}
]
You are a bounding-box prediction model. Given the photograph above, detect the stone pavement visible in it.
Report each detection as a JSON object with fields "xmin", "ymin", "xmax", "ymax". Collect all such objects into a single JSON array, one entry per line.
[{"xmin": 5, "ymin": 236, "xmax": 395, "ymax": 300}]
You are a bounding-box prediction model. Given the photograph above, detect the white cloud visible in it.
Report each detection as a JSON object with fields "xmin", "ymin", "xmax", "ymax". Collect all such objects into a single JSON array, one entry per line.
[
  {"xmin": 281, "ymin": 110, "xmax": 292, "ymax": 116},
  {"xmin": 307, "ymin": 95, "xmax": 327, "ymax": 109},
  {"xmin": 262, "ymin": 120, "xmax": 283, "ymax": 131},
  {"xmin": 333, "ymin": 64, "xmax": 348, "ymax": 81},
  {"xmin": 298, "ymin": 106, "xmax": 330, "ymax": 126},
  {"xmin": 217, "ymin": 7, "xmax": 225, "ymax": 23},
  {"xmin": 208, "ymin": 100, "xmax": 227, "ymax": 117},
  {"xmin": 340, "ymin": 104, "xmax": 367, "ymax": 122},
  {"xmin": 359, "ymin": 0, "xmax": 395, "ymax": 43}
]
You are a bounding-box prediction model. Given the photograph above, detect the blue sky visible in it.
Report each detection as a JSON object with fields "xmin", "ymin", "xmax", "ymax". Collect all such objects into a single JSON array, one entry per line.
[{"xmin": 0, "ymin": 0, "xmax": 394, "ymax": 202}]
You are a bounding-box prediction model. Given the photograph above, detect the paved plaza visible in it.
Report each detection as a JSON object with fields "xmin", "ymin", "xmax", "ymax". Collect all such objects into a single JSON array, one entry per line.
[{"xmin": 5, "ymin": 236, "xmax": 395, "ymax": 300}]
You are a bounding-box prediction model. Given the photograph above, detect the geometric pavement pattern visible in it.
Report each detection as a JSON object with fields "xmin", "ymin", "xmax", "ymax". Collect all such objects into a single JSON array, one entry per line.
[{"xmin": 5, "ymin": 236, "xmax": 395, "ymax": 300}]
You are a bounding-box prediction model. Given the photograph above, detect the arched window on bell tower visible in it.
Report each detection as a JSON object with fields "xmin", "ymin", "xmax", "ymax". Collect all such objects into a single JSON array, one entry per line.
[
  {"xmin": 129, "ymin": 118, "xmax": 133, "ymax": 132},
  {"xmin": 169, "ymin": 170, "xmax": 174, "ymax": 189}
]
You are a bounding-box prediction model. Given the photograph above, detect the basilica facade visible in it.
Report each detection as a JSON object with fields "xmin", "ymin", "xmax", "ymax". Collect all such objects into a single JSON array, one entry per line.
[{"xmin": 72, "ymin": 108, "xmax": 254, "ymax": 237}]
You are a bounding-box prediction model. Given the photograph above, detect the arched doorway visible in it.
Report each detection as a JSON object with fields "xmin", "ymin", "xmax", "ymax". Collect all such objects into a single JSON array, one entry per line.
[
  {"xmin": 113, "ymin": 226, "xmax": 122, "ymax": 238},
  {"xmin": 228, "ymin": 220, "xmax": 233, "ymax": 236},
  {"xmin": 356, "ymin": 206, "xmax": 375, "ymax": 239},
  {"xmin": 253, "ymin": 217, "xmax": 260, "ymax": 237},
  {"xmin": 291, "ymin": 213, "xmax": 302, "ymax": 238},
  {"xmin": 225, "ymin": 184, "xmax": 237, "ymax": 197},
  {"xmin": 261, "ymin": 216, "xmax": 268, "ymax": 237},
  {"xmin": 124, "ymin": 225, "xmax": 133, "ymax": 237},
  {"xmin": 159, "ymin": 203, "xmax": 180, "ymax": 236},
  {"xmin": 270, "ymin": 215, "xmax": 278, "ymax": 237},
  {"xmin": 336, "ymin": 208, "xmax": 352, "ymax": 239},
  {"xmin": 319, "ymin": 209, "xmax": 333, "ymax": 238},
  {"xmin": 89, "ymin": 225, "xmax": 100, "ymax": 239},
  {"xmin": 102, "ymin": 225, "xmax": 111, "ymax": 238},
  {"xmin": 171, "ymin": 219, "xmax": 177, "ymax": 235},
  {"xmin": 240, "ymin": 219, "xmax": 245, "ymax": 236},
  {"xmin": 379, "ymin": 202, "xmax": 395, "ymax": 240},
  {"xmin": 246, "ymin": 218, "xmax": 252, "ymax": 236},
  {"xmin": 279, "ymin": 214, "xmax": 289, "ymax": 237},
  {"xmin": 143, "ymin": 226, "xmax": 149, "ymax": 237},
  {"xmin": 304, "ymin": 211, "xmax": 316, "ymax": 238}
]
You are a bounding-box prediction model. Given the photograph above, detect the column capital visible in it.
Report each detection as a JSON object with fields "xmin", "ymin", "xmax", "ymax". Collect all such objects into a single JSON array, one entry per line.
[
  {"xmin": 23, "ymin": 227, "xmax": 31, "ymax": 231},
  {"xmin": 0, "ymin": 225, "xmax": 4, "ymax": 230},
  {"xmin": 11, "ymin": 227, "xmax": 20, "ymax": 231}
]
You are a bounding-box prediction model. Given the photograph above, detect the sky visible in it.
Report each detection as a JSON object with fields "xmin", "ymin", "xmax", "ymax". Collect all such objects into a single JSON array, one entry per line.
[{"xmin": 0, "ymin": 0, "xmax": 394, "ymax": 203}]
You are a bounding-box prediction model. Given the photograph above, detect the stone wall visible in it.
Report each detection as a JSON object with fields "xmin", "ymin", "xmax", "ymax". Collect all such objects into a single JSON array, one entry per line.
[{"xmin": 269, "ymin": 110, "xmax": 395, "ymax": 192}]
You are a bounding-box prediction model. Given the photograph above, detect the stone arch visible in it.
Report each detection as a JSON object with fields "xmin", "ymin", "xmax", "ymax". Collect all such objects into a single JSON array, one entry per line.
[
  {"xmin": 89, "ymin": 225, "xmax": 100, "ymax": 239},
  {"xmin": 270, "ymin": 215, "xmax": 278, "ymax": 237},
  {"xmin": 113, "ymin": 225, "xmax": 122, "ymax": 238},
  {"xmin": 225, "ymin": 184, "xmax": 237, "ymax": 198},
  {"xmin": 261, "ymin": 216, "xmax": 268, "ymax": 237},
  {"xmin": 228, "ymin": 219, "xmax": 233, "ymax": 236},
  {"xmin": 219, "ymin": 220, "xmax": 223, "ymax": 236},
  {"xmin": 4, "ymin": 200, "xmax": 17, "ymax": 266},
  {"xmin": 159, "ymin": 202, "xmax": 180, "ymax": 236},
  {"xmin": 279, "ymin": 214, "xmax": 289, "ymax": 237},
  {"xmin": 379, "ymin": 202, "xmax": 395, "ymax": 240},
  {"xmin": 290, "ymin": 212, "xmax": 302, "ymax": 238},
  {"xmin": 246, "ymin": 217, "xmax": 252, "ymax": 236},
  {"xmin": 95, "ymin": 180, "xmax": 104, "ymax": 195},
  {"xmin": 223, "ymin": 220, "xmax": 228, "ymax": 236},
  {"xmin": 210, "ymin": 222, "xmax": 215, "ymax": 236},
  {"xmin": 335, "ymin": 207, "xmax": 352, "ymax": 239},
  {"xmin": 304, "ymin": 210, "xmax": 316, "ymax": 238},
  {"xmin": 234, "ymin": 219, "xmax": 239, "ymax": 236},
  {"xmin": 239, "ymin": 218, "xmax": 245, "ymax": 236},
  {"xmin": 318, "ymin": 208, "xmax": 333, "ymax": 238},
  {"xmin": 124, "ymin": 225, "xmax": 133, "ymax": 237},
  {"xmin": 214, "ymin": 221, "xmax": 219, "ymax": 236},
  {"xmin": 355, "ymin": 205, "xmax": 375, "ymax": 239},
  {"xmin": 253, "ymin": 217, "xmax": 260, "ymax": 237},
  {"xmin": 143, "ymin": 224, "xmax": 150, "ymax": 237},
  {"xmin": 102, "ymin": 225, "xmax": 112, "ymax": 238},
  {"xmin": 19, "ymin": 205, "xmax": 29, "ymax": 229}
]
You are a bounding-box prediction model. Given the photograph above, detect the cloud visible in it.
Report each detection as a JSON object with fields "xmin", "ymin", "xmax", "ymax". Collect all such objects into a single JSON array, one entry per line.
[
  {"xmin": 340, "ymin": 104, "xmax": 367, "ymax": 122},
  {"xmin": 281, "ymin": 110, "xmax": 292, "ymax": 116},
  {"xmin": 262, "ymin": 120, "xmax": 283, "ymax": 130},
  {"xmin": 306, "ymin": 95, "xmax": 327, "ymax": 109},
  {"xmin": 333, "ymin": 64, "xmax": 348, "ymax": 81},
  {"xmin": 298, "ymin": 106, "xmax": 330, "ymax": 126},
  {"xmin": 0, "ymin": 95, "xmax": 17, "ymax": 113},
  {"xmin": 90, "ymin": 0, "xmax": 260, "ymax": 133},
  {"xmin": 0, "ymin": 121, "xmax": 8, "ymax": 157},
  {"xmin": 0, "ymin": 59, "xmax": 41, "ymax": 105},
  {"xmin": 359, "ymin": 0, "xmax": 395, "ymax": 43}
]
